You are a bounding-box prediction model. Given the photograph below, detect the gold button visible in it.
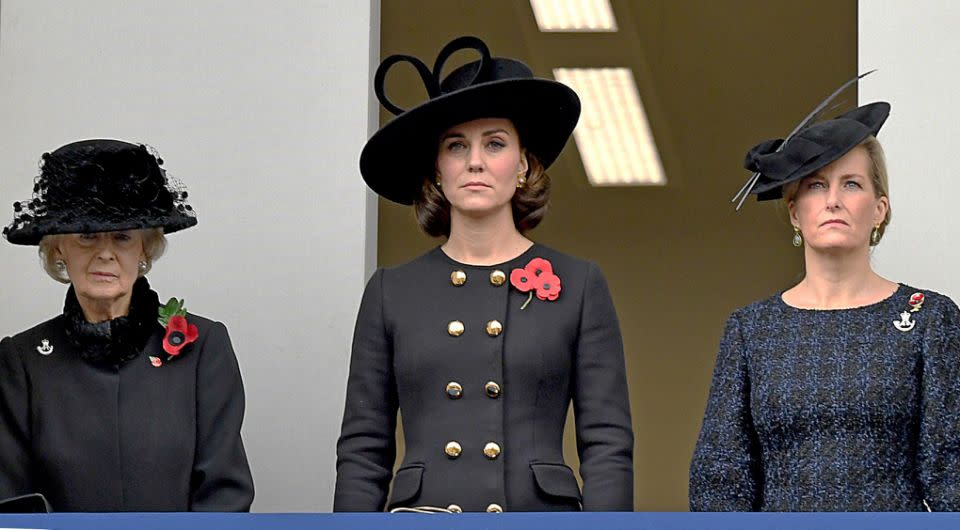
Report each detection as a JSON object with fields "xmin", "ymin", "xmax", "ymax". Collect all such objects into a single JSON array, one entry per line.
[
  {"xmin": 447, "ymin": 320, "xmax": 465, "ymax": 337},
  {"xmin": 486, "ymin": 503, "xmax": 504, "ymax": 513},
  {"xmin": 489, "ymin": 270, "xmax": 506, "ymax": 286},
  {"xmin": 484, "ymin": 381, "xmax": 501, "ymax": 399},
  {"xmin": 450, "ymin": 270, "xmax": 467, "ymax": 286},
  {"xmin": 445, "ymin": 441, "xmax": 462, "ymax": 458},
  {"xmin": 485, "ymin": 320, "xmax": 502, "ymax": 337},
  {"xmin": 445, "ymin": 381, "xmax": 463, "ymax": 399},
  {"xmin": 483, "ymin": 442, "xmax": 501, "ymax": 459},
  {"xmin": 447, "ymin": 504, "xmax": 463, "ymax": 513}
]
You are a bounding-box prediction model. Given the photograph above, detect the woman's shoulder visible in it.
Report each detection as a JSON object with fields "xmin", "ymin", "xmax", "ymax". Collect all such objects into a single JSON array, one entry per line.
[
  {"xmin": 181, "ymin": 311, "xmax": 220, "ymax": 328},
  {"xmin": 727, "ymin": 293, "xmax": 785, "ymax": 322},
  {"xmin": 896, "ymin": 283, "xmax": 960, "ymax": 318},
  {"xmin": 1, "ymin": 315, "xmax": 65, "ymax": 351},
  {"xmin": 179, "ymin": 312, "xmax": 232, "ymax": 342},
  {"xmin": 528, "ymin": 243, "xmax": 597, "ymax": 273},
  {"xmin": 898, "ymin": 283, "xmax": 957, "ymax": 306}
]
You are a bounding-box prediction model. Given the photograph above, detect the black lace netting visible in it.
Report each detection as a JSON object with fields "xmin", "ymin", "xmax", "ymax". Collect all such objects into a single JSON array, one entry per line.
[{"xmin": 3, "ymin": 140, "xmax": 197, "ymax": 244}]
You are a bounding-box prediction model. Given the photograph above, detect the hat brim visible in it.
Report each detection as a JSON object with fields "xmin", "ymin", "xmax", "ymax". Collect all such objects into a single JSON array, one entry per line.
[
  {"xmin": 360, "ymin": 77, "xmax": 580, "ymax": 205},
  {"xmin": 752, "ymin": 101, "xmax": 890, "ymax": 201},
  {"xmin": 4, "ymin": 210, "xmax": 197, "ymax": 246},
  {"xmin": 752, "ymin": 128, "xmax": 876, "ymax": 200}
]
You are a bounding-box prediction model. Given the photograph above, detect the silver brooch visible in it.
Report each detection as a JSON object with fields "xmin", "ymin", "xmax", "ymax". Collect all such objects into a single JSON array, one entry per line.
[
  {"xmin": 893, "ymin": 292, "xmax": 925, "ymax": 333},
  {"xmin": 893, "ymin": 311, "xmax": 916, "ymax": 332},
  {"xmin": 36, "ymin": 339, "xmax": 54, "ymax": 355}
]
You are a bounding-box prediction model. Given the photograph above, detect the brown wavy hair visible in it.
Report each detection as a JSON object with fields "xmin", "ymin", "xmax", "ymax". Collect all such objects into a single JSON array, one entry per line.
[{"xmin": 414, "ymin": 151, "xmax": 550, "ymax": 238}]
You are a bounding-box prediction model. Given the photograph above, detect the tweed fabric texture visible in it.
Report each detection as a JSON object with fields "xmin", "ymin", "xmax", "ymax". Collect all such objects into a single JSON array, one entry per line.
[{"xmin": 690, "ymin": 284, "xmax": 960, "ymax": 511}]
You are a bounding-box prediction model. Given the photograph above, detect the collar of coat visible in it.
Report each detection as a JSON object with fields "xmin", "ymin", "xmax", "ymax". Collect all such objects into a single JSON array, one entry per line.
[{"xmin": 61, "ymin": 277, "xmax": 160, "ymax": 365}]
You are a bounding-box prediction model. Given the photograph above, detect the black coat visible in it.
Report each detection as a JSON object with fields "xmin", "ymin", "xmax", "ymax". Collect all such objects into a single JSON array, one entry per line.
[
  {"xmin": 0, "ymin": 282, "xmax": 253, "ymax": 512},
  {"xmin": 334, "ymin": 244, "xmax": 633, "ymax": 512}
]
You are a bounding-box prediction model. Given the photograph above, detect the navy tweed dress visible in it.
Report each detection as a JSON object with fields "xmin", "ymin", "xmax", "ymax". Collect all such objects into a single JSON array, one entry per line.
[{"xmin": 690, "ymin": 284, "xmax": 960, "ymax": 511}]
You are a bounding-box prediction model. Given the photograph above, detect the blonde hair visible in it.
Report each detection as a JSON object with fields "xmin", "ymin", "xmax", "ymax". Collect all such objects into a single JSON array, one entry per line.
[
  {"xmin": 38, "ymin": 228, "xmax": 167, "ymax": 283},
  {"xmin": 782, "ymin": 135, "xmax": 891, "ymax": 246}
]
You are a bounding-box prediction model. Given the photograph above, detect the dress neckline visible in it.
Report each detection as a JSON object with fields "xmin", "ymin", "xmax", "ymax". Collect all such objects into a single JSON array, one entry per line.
[
  {"xmin": 776, "ymin": 282, "xmax": 905, "ymax": 312},
  {"xmin": 434, "ymin": 242, "xmax": 539, "ymax": 269}
]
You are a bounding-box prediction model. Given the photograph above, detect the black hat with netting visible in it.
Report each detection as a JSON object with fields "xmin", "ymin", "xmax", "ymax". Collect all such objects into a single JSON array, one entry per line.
[{"xmin": 3, "ymin": 139, "xmax": 197, "ymax": 245}]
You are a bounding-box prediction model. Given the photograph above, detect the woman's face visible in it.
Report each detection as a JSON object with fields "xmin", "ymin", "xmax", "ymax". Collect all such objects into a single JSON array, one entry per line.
[
  {"xmin": 436, "ymin": 117, "xmax": 528, "ymax": 219},
  {"xmin": 789, "ymin": 146, "xmax": 889, "ymax": 252},
  {"xmin": 56, "ymin": 230, "xmax": 146, "ymax": 307}
]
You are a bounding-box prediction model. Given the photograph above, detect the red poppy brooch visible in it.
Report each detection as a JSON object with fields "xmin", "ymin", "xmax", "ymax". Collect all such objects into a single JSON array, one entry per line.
[
  {"xmin": 510, "ymin": 257, "xmax": 562, "ymax": 310},
  {"xmin": 150, "ymin": 297, "xmax": 199, "ymax": 367}
]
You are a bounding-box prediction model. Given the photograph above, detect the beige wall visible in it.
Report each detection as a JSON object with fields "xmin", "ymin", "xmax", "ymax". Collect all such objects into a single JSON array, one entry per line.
[
  {"xmin": 861, "ymin": 1, "xmax": 960, "ymax": 299},
  {"xmin": 378, "ymin": 0, "xmax": 856, "ymax": 510}
]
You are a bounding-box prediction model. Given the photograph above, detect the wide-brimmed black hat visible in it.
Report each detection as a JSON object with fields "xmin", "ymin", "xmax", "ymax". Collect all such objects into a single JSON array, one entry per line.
[
  {"xmin": 3, "ymin": 139, "xmax": 197, "ymax": 245},
  {"xmin": 732, "ymin": 72, "xmax": 889, "ymax": 207},
  {"xmin": 360, "ymin": 36, "xmax": 581, "ymax": 205}
]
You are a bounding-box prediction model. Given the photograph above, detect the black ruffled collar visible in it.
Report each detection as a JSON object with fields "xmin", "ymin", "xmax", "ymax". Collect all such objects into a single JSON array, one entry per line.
[{"xmin": 62, "ymin": 277, "xmax": 160, "ymax": 365}]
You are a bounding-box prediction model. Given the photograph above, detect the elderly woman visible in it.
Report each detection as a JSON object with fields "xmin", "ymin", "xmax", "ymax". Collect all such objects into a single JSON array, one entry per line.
[
  {"xmin": 0, "ymin": 139, "xmax": 254, "ymax": 512},
  {"xmin": 334, "ymin": 36, "xmax": 634, "ymax": 513},
  {"xmin": 689, "ymin": 91, "xmax": 960, "ymax": 510}
]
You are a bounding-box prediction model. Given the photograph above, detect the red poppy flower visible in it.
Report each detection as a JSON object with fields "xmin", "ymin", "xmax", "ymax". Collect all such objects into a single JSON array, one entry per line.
[
  {"xmin": 909, "ymin": 292, "xmax": 925, "ymax": 308},
  {"xmin": 510, "ymin": 257, "xmax": 552, "ymax": 290},
  {"xmin": 535, "ymin": 271, "xmax": 562, "ymax": 301},
  {"xmin": 162, "ymin": 315, "xmax": 199, "ymax": 356},
  {"xmin": 510, "ymin": 268, "xmax": 538, "ymax": 292},
  {"xmin": 511, "ymin": 257, "xmax": 561, "ymax": 309},
  {"xmin": 524, "ymin": 257, "xmax": 553, "ymax": 279}
]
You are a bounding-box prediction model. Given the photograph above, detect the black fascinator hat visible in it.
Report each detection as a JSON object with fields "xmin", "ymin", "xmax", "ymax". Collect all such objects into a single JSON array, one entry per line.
[
  {"xmin": 3, "ymin": 139, "xmax": 197, "ymax": 245},
  {"xmin": 360, "ymin": 36, "xmax": 581, "ymax": 205},
  {"xmin": 732, "ymin": 71, "xmax": 890, "ymax": 208}
]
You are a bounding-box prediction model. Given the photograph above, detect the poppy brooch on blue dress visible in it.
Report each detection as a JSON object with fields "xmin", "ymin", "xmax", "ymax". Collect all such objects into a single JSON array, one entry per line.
[
  {"xmin": 510, "ymin": 257, "xmax": 562, "ymax": 310},
  {"xmin": 893, "ymin": 292, "xmax": 924, "ymax": 333},
  {"xmin": 150, "ymin": 297, "xmax": 199, "ymax": 367}
]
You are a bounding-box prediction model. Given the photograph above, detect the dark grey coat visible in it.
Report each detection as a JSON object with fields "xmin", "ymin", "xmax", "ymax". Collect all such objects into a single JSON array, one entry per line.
[
  {"xmin": 334, "ymin": 244, "xmax": 633, "ymax": 512},
  {"xmin": 0, "ymin": 301, "xmax": 253, "ymax": 512}
]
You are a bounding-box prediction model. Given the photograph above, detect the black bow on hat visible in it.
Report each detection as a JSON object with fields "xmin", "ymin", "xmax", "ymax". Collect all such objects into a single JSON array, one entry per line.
[
  {"xmin": 732, "ymin": 71, "xmax": 890, "ymax": 208},
  {"xmin": 360, "ymin": 36, "xmax": 581, "ymax": 205}
]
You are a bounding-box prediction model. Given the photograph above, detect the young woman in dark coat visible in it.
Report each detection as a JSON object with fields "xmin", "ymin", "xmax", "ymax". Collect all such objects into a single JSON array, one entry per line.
[
  {"xmin": 334, "ymin": 37, "xmax": 634, "ymax": 513},
  {"xmin": 0, "ymin": 139, "xmax": 254, "ymax": 512}
]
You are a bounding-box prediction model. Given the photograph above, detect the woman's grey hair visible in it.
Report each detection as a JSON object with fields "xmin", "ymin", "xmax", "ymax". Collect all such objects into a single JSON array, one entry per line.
[{"xmin": 38, "ymin": 228, "xmax": 167, "ymax": 283}]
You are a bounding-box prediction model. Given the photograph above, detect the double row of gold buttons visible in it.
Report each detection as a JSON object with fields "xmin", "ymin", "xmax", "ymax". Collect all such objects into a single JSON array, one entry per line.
[
  {"xmin": 450, "ymin": 269, "xmax": 506, "ymax": 287},
  {"xmin": 447, "ymin": 269, "xmax": 506, "ymax": 337},
  {"xmin": 444, "ymin": 440, "xmax": 502, "ymax": 459},
  {"xmin": 443, "ymin": 268, "xmax": 506, "ymax": 513},
  {"xmin": 445, "ymin": 381, "xmax": 500, "ymax": 399}
]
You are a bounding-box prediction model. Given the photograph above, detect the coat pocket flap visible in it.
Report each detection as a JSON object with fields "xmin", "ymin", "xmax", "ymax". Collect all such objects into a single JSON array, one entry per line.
[
  {"xmin": 530, "ymin": 463, "xmax": 582, "ymax": 502},
  {"xmin": 388, "ymin": 464, "xmax": 424, "ymax": 507}
]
